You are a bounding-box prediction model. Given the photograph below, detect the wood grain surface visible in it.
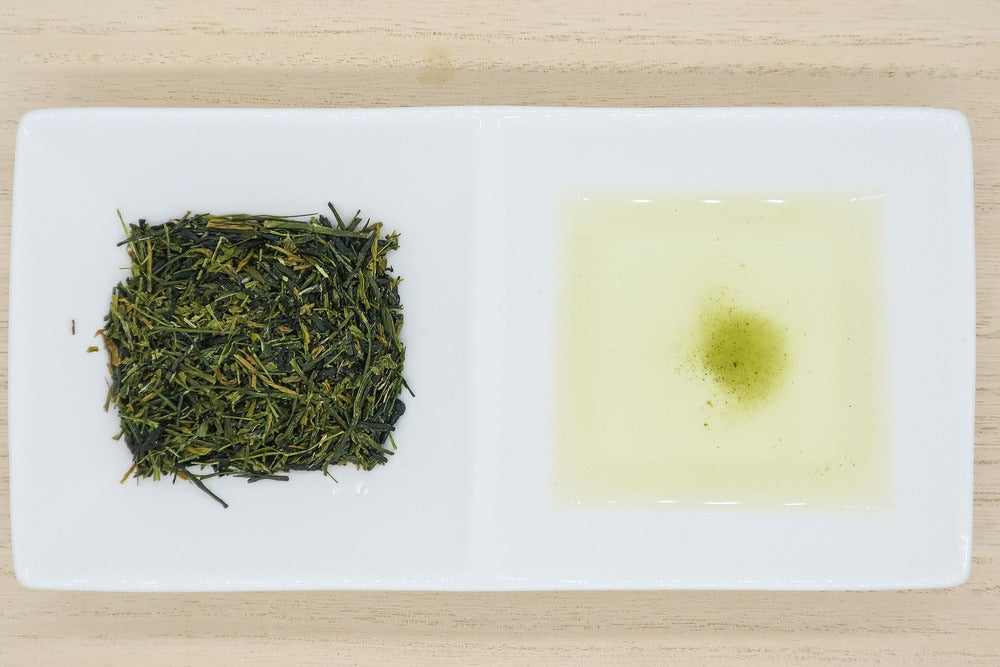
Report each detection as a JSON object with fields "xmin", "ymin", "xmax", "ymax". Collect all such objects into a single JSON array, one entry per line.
[{"xmin": 1, "ymin": 1, "xmax": 998, "ymax": 664}]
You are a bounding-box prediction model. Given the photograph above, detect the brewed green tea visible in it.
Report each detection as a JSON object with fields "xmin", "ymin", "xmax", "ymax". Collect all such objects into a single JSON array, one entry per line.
[{"xmin": 554, "ymin": 194, "xmax": 890, "ymax": 508}]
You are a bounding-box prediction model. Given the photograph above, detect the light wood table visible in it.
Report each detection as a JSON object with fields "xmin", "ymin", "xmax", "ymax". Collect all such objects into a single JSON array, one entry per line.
[{"xmin": 1, "ymin": 2, "xmax": 998, "ymax": 663}]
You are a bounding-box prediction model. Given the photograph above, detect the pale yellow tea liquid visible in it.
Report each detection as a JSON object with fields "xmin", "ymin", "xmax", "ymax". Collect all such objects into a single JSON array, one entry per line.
[{"xmin": 553, "ymin": 194, "xmax": 890, "ymax": 508}]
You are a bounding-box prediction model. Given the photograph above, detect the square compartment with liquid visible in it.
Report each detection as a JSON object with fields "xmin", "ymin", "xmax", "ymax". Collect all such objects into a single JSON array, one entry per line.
[{"xmin": 486, "ymin": 108, "xmax": 972, "ymax": 589}]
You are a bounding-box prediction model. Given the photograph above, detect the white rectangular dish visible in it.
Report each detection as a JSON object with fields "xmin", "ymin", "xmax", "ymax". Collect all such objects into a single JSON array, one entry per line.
[{"xmin": 9, "ymin": 107, "xmax": 974, "ymax": 590}]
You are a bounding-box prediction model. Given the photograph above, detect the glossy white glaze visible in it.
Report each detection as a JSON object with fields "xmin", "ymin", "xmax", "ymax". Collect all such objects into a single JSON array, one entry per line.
[{"xmin": 9, "ymin": 107, "xmax": 974, "ymax": 590}]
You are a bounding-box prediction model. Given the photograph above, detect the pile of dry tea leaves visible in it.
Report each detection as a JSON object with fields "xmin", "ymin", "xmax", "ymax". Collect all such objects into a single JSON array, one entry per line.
[{"xmin": 100, "ymin": 205, "xmax": 409, "ymax": 507}]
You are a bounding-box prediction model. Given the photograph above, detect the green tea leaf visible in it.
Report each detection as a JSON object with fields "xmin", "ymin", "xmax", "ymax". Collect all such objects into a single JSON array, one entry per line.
[{"xmin": 101, "ymin": 206, "xmax": 409, "ymax": 507}]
